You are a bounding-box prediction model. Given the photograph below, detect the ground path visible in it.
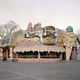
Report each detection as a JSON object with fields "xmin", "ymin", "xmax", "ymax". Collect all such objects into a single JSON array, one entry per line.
[{"xmin": 0, "ymin": 61, "xmax": 80, "ymax": 80}]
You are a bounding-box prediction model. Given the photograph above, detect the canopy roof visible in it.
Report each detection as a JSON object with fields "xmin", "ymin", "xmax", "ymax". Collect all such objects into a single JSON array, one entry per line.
[{"xmin": 13, "ymin": 44, "xmax": 65, "ymax": 52}]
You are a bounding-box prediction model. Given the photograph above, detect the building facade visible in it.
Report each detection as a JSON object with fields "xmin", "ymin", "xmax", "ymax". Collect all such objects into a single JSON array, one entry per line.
[{"xmin": 0, "ymin": 26, "xmax": 77, "ymax": 62}]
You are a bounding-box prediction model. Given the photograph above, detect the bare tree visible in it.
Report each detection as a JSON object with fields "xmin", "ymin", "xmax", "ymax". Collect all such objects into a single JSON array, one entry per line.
[{"xmin": 0, "ymin": 20, "xmax": 18, "ymax": 38}]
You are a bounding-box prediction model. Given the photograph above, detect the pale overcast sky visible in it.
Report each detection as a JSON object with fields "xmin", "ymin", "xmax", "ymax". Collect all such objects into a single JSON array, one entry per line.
[{"xmin": 0, "ymin": 0, "xmax": 80, "ymax": 33}]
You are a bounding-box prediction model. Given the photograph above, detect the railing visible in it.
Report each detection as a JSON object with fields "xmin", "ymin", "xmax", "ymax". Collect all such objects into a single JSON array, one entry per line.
[
  {"xmin": 18, "ymin": 55, "xmax": 60, "ymax": 59},
  {"xmin": 18, "ymin": 55, "xmax": 38, "ymax": 58},
  {"xmin": 40, "ymin": 55, "xmax": 60, "ymax": 58}
]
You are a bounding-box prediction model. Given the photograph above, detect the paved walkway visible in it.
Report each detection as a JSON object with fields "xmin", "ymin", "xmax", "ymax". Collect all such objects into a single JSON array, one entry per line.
[{"xmin": 0, "ymin": 61, "xmax": 80, "ymax": 80}]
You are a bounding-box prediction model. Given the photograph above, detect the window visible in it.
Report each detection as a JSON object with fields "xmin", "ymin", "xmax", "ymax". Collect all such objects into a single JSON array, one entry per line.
[{"xmin": 18, "ymin": 51, "xmax": 38, "ymax": 58}]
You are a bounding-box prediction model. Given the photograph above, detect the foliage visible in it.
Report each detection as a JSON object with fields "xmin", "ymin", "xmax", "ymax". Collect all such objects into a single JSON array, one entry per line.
[{"xmin": 0, "ymin": 20, "xmax": 18, "ymax": 38}]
